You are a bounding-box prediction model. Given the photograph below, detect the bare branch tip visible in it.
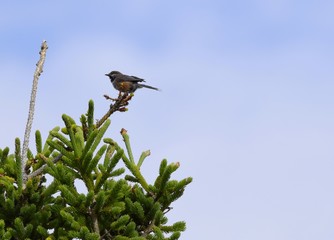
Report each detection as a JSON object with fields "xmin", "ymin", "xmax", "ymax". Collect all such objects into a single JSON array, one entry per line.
[{"xmin": 41, "ymin": 40, "xmax": 48, "ymax": 51}]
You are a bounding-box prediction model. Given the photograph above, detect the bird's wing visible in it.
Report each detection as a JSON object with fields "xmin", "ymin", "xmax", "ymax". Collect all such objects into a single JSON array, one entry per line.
[
  {"xmin": 116, "ymin": 74, "xmax": 145, "ymax": 83},
  {"xmin": 130, "ymin": 75, "xmax": 146, "ymax": 82}
]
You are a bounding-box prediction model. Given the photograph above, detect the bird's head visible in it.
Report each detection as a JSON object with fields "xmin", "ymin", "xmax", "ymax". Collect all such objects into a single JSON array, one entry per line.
[{"xmin": 105, "ymin": 71, "xmax": 121, "ymax": 82}]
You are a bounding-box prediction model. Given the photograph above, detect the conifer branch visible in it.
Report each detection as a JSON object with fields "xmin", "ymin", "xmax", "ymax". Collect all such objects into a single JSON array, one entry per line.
[
  {"xmin": 22, "ymin": 40, "xmax": 48, "ymax": 182},
  {"xmin": 142, "ymin": 221, "xmax": 155, "ymax": 237},
  {"xmin": 121, "ymin": 128, "xmax": 134, "ymax": 163}
]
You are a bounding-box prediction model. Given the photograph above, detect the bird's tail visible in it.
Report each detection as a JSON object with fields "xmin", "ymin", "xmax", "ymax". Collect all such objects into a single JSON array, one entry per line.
[{"xmin": 138, "ymin": 83, "xmax": 160, "ymax": 91}]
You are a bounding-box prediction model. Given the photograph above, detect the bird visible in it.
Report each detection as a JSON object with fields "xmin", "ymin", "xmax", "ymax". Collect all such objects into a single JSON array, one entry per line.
[{"xmin": 105, "ymin": 71, "xmax": 159, "ymax": 93}]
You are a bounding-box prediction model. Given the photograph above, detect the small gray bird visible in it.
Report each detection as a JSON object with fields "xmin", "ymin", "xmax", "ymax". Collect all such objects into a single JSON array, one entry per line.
[{"xmin": 105, "ymin": 71, "xmax": 159, "ymax": 93}]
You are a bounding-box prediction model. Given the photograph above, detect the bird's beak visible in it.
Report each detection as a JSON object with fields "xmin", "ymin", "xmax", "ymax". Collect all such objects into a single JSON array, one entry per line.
[{"xmin": 105, "ymin": 73, "xmax": 109, "ymax": 76}]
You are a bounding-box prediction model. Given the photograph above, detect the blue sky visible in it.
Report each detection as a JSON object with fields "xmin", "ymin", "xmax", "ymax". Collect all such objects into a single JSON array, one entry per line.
[{"xmin": 1, "ymin": 1, "xmax": 334, "ymax": 239}]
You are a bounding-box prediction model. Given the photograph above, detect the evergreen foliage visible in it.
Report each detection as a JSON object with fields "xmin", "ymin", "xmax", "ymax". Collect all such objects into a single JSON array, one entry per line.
[{"xmin": 0, "ymin": 100, "xmax": 192, "ymax": 239}]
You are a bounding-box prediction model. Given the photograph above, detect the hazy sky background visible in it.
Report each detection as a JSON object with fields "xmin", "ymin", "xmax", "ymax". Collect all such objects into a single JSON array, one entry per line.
[{"xmin": 1, "ymin": 1, "xmax": 334, "ymax": 239}]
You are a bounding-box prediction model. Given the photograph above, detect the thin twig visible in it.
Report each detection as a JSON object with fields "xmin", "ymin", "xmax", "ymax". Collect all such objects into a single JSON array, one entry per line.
[
  {"xmin": 101, "ymin": 229, "xmax": 112, "ymax": 239},
  {"xmin": 96, "ymin": 93, "xmax": 132, "ymax": 128},
  {"xmin": 22, "ymin": 41, "xmax": 48, "ymax": 182},
  {"xmin": 28, "ymin": 154, "xmax": 62, "ymax": 178}
]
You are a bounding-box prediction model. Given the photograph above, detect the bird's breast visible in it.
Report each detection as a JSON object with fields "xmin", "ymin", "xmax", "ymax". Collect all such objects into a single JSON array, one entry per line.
[{"xmin": 113, "ymin": 81, "xmax": 137, "ymax": 93}]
